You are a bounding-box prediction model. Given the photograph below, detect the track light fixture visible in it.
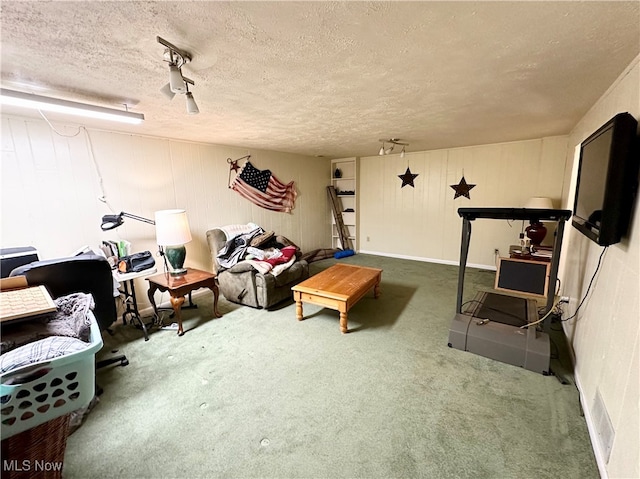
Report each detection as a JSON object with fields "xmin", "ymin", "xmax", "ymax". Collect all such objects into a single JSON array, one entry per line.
[
  {"xmin": 378, "ymin": 138, "xmax": 408, "ymax": 156},
  {"xmin": 157, "ymin": 36, "xmax": 199, "ymax": 115}
]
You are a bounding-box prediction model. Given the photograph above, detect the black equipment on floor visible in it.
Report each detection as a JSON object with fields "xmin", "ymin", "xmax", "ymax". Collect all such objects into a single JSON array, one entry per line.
[{"xmin": 447, "ymin": 207, "xmax": 572, "ymax": 374}]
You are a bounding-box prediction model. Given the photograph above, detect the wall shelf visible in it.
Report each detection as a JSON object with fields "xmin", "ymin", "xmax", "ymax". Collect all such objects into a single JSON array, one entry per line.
[{"xmin": 330, "ymin": 157, "xmax": 358, "ymax": 250}]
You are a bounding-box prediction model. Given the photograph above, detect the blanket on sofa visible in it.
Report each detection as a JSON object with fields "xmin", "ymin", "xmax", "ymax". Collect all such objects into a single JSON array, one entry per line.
[
  {"xmin": 244, "ymin": 246, "xmax": 297, "ymax": 275},
  {"xmin": 217, "ymin": 227, "xmax": 264, "ymax": 268},
  {"xmin": 216, "ymin": 225, "xmax": 299, "ymax": 276}
]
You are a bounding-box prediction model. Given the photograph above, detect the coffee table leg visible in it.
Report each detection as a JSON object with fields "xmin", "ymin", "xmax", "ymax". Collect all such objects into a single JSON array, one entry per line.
[
  {"xmin": 170, "ymin": 295, "xmax": 186, "ymax": 336},
  {"xmin": 340, "ymin": 310, "xmax": 348, "ymax": 334},
  {"xmin": 295, "ymin": 300, "xmax": 304, "ymax": 320},
  {"xmin": 292, "ymin": 292, "xmax": 304, "ymax": 320},
  {"xmin": 374, "ymin": 275, "xmax": 381, "ymax": 298}
]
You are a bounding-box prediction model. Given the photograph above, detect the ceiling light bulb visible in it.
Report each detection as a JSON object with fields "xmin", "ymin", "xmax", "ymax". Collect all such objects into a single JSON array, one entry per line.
[
  {"xmin": 169, "ymin": 65, "xmax": 187, "ymax": 93},
  {"xmin": 384, "ymin": 145, "xmax": 394, "ymax": 155},
  {"xmin": 160, "ymin": 83, "xmax": 176, "ymax": 100},
  {"xmin": 400, "ymin": 146, "xmax": 406, "ymax": 158},
  {"xmin": 185, "ymin": 92, "xmax": 199, "ymax": 115},
  {"xmin": 379, "ymin": 144, "xmax": 385, "ymax": 156}
]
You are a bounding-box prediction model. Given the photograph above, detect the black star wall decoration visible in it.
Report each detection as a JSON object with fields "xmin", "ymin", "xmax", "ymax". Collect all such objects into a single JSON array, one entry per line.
[
  {"xmin": 398, "ymin": 167, "xmax": 419, "ymax": 188},
  {"xmin": 450, "ymin": 176, "xmax": 476, "ymax": 199}
]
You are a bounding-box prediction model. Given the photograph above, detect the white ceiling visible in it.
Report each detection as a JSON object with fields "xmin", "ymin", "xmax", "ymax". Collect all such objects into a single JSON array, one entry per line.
[{"xmin": 1, "ymin": 1, "xmax": 639, "ymax": 159}]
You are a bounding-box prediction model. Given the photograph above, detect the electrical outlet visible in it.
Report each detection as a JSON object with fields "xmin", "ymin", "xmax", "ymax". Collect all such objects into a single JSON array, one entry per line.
[{"xmin": 559, "ymin": 296, "xmax": 570, "ymax": 304}]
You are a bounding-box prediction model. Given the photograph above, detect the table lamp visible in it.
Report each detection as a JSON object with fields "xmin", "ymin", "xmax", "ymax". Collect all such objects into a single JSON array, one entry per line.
[
  {"xmin": 155, "ymin": 209, "xmax": 192, "ymax": 275},
  {"xmin": 524, "ymin": 197, "xmax": 554, "ymax": 245}
]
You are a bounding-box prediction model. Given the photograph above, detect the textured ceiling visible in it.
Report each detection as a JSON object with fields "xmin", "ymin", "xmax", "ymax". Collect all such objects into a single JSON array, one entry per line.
[{"xmin": 1, "ymin": 1, "xmax": 639, "ymax": 159}]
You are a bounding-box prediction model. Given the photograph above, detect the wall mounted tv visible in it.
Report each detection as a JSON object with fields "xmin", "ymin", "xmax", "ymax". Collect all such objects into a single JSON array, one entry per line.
[{"xmin": 572, "ymin": 112, "xmax": 639, "ymax": 246}]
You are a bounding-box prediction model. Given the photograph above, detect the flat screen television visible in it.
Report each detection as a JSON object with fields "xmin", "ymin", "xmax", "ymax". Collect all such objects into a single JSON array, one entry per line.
[{"xmin": 572, "ymin": 112, "xmax": 639, "ymax": 246}]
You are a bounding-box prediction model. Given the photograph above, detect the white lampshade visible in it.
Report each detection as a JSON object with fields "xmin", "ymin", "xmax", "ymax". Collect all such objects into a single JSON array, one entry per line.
[
  {"xmin": 524, "ymin": 197, "xmax": 554, "ymax": 209},
  {"xmin": 155, "ymin": 209, "xmax": 192, "ymax": 246}
]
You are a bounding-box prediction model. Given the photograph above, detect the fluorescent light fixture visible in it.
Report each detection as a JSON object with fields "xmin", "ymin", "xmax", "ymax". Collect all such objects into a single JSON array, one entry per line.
[{"xmin": 0, "ymin": 88, "xmax": 144, "ymax": 125}]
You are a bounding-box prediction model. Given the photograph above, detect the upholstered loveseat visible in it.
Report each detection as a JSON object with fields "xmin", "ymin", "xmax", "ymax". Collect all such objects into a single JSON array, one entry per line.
[{"xmin": 206, "ymin": 224, "xmax": 309, "ymax": 309}]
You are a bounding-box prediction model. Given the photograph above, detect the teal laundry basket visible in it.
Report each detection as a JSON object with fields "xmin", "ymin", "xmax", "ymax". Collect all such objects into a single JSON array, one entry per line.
[{"xmin": 1, "ymin": 313, "xmax": 103, "ymax": 440}]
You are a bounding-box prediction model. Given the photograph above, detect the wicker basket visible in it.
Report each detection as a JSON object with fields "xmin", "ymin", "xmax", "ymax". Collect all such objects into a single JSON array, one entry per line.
[{"xmin": 1, "ymin": 413, "xmax": 70, "ymax": 479}]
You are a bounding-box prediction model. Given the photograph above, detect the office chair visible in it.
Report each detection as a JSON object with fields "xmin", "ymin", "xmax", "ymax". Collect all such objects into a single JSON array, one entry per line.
[{"xmin": 9, "ymin": 255, "xmax": 130, "ymax": 378}]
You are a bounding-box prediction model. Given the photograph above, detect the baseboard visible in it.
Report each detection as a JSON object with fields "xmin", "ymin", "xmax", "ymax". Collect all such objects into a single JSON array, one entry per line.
[
  {"xmin": 574, "ymin": 370, "xmax": 609, "ymax": 479},
  {"xmin": 560, "ymin": 321, "xmax": 609, "ymax": 478},
  {"xmin": 357, "ymin": 249, "xmax": 496, "ymax": 271}
]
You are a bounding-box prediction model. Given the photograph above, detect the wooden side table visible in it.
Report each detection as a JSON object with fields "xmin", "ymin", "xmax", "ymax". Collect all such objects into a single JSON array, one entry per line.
[
  {"xmin": 508, "ymin": 245, "xmax": 552, "ymax": 263},
  {"xmin": 146, "ymin": 268, "xmax": 222, "ymax": 336}
]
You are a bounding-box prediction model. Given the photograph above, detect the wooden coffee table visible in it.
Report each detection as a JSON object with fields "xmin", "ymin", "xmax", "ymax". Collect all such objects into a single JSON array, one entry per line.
[
  {"xmin": 146, "ymin": 268, "xmax": 222, "ymax": 336},
  {"xmin": 291, "ymin": 263, "xmax": 382, "ymax": 333}
]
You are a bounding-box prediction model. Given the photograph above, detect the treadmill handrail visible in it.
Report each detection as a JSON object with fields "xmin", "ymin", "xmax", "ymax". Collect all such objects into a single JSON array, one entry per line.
[{"xmin": 458, "ymin": 207, "xmax": 572, "ymax": 222}]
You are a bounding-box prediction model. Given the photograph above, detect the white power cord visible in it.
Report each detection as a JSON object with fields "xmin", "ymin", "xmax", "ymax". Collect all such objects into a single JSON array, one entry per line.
[{"xmin": 520, "ymin": 297, "xmax": 561, "ymax": 329}]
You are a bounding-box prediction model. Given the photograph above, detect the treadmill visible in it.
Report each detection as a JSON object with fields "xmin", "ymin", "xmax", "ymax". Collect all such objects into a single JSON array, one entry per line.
[{"xmin": 447, "ymin": 207, "xmax": 572, "ymax": 374}]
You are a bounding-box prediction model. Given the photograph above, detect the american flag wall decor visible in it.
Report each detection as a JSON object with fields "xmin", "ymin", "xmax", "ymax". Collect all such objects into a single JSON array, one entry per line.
[{"xmin": 230, "ymin": 160, "xmax": 297, "ymax": 213}]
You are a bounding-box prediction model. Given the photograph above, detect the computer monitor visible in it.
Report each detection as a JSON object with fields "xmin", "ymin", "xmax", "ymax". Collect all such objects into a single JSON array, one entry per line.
[{"xmin": 0, "ymin": 247, "xmax": 39, "ymax": 278}]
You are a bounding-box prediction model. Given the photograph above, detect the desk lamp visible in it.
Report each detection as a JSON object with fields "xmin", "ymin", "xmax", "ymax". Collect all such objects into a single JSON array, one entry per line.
[
  {"xmin": 154, "ymin": 209, "xmax": 192, "ymax": 275},
  {"xmin": 524, "ymin": 197, "xmax": 554, "ymax": 245},
  {"xmin": 100, "ymin": 212, "xmax": 155, "ymax": 231}
]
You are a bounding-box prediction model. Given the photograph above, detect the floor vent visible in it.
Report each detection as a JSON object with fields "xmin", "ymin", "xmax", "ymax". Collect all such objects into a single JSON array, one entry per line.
[{"xmin": 593, "ymin": 388, "xmax": 615, "ymax": 463}]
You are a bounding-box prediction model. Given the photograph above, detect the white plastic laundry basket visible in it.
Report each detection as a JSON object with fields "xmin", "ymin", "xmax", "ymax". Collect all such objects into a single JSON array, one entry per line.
[{"xmin": 0, "ymin": 312, "xmax": 103, "ymax": 440}]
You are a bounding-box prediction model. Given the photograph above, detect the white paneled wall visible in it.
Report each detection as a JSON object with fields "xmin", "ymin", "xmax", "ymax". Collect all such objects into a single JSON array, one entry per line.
[
  {"xmin": 359, "ymin": 136, "xmax": 568, "ymax": 268},
  {"xmin": 559, "ymin": 57, "xmax": 639, "ymax": 479},
  {"xmin": 1, "ymin": 115, "xmax": 331, "ymax": 308}
]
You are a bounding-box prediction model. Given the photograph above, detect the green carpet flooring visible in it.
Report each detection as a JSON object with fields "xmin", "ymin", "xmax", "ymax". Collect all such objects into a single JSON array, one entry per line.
[{"xmin": 63, "ymin": 254, "xmax": 598, "ymax": 478}]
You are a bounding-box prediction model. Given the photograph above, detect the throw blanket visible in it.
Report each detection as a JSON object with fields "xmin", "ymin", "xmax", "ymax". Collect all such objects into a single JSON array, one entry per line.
[
  {"xmin": 217, "ymin": 227, "xmax": 264, "ymax": 268},
  {"xmin": 1, "ymin": 292, "xmax": 94, "ymax": 354},
  {"xmin": 244, "ymin": 246, "xmax": 297, "ymax": 276},
  {"xmin": 219, "ymin": 222, "xmax": 261, "ymax": 241}
]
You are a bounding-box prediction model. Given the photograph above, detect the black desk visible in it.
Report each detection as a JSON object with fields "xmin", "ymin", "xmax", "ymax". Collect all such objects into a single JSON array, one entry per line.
[{"xmin": 113, "ymin": 268, "xmax": 157, "ymax": 340}]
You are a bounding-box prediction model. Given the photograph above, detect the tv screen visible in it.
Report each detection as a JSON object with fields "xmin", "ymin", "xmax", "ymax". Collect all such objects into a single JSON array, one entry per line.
[{"xmin": 572, "ymin": 112, "xmax": 638, "ymax": 246}]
